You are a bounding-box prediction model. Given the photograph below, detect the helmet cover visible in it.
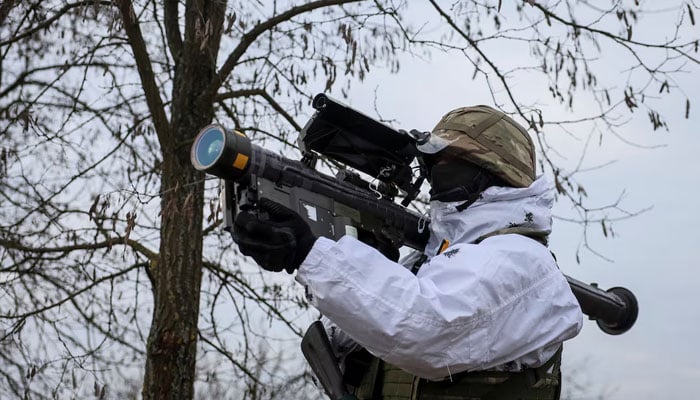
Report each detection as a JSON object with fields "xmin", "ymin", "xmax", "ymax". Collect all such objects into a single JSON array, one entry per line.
[{"xmin": 418, "ymin": 105, "xmax": 536, "ymax": 188}]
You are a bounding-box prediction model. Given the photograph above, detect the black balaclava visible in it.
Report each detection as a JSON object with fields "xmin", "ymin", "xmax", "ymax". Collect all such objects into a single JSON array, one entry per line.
[{"xmin": 428, "ymin": 157, "xmax": 510, "ymax": 208}]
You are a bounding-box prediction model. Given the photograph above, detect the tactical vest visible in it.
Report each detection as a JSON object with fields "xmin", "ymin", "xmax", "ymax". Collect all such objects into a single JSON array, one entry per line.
[
  {"xmin": 346, "ymin": 229, "xmax": 562, "ymax": 400},
  {"xmin": 347, "ymin": 348, "xmax": 561, "ymax": 400}
]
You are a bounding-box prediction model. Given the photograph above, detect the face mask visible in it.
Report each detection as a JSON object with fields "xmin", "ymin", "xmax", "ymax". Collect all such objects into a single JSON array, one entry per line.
[{"xmin": 429, "ymin": 164, "xmax": 480, "ymax": 202}]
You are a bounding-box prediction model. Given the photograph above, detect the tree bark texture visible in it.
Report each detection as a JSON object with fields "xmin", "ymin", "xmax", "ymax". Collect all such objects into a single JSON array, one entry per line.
[
  {"xmin": 141, "ymin": 1, "xmax": 225, "ymax": 398},
  {"xmin": 142, "ymin": 156, "xmax": 204, "ymax": 400}
]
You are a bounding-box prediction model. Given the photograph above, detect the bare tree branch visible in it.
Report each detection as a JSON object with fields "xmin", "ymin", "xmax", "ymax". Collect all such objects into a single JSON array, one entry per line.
[
  {"xmin": 163, "ymin": 0, "xmax": 183, "ymax": 61},
  {"xmin": 208, "ymin": 0, "xmax": 362, "ymax": 97},
  {"xmin": 217, "ymin": 89, "xmax": 302, "ymax": 131},
  {"xmin": 116, "ymin": 0, "xmax": 170, "ymax": 145},
  {"xmin": 0, "ymin": 1, "xmax": 112, "ymax": 46},
  {"xmin": 530, "ymin": 2, "xmax": 700, "ymax": 65}
]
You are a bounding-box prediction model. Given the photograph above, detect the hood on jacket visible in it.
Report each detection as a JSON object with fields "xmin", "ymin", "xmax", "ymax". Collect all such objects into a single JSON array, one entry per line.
[{"xmin": 424, "ymin": 175, "xmax": 554, "ymax": 256}]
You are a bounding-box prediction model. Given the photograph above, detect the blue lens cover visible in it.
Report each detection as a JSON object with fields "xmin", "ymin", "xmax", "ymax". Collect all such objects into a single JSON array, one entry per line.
[{"xmin": 195, "ymin": 127, "xmax": 224, "ymax": 168}]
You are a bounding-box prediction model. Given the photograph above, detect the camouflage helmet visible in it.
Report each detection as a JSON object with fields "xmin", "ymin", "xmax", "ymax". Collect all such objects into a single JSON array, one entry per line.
[{"xmin": 417, "ymin": 105, "xmax": 536, "ymax": 188}]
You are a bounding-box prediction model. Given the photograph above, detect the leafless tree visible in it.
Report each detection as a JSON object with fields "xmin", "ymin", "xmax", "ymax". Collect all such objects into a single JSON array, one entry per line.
[{"xmin": 0, "ymin": 1, "xmax": 697, "ymax": 399}]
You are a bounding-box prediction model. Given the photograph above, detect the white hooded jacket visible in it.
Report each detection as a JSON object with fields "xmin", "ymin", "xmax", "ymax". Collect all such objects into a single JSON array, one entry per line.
[{"xmin": 296, "ymin": 176, "xmax": 583, "ymax": 380}]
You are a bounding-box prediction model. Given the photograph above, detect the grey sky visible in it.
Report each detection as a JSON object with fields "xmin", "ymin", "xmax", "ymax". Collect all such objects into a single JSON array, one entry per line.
[
  {"xmin": 3, "ymin": 2, "xmax": 695, "ymax": 398},
  {"xmin": 207, "ymin": 2, "xmax": 700, "ymax": 397},
  {"xmin": 555, "ymin": 125, "xmax": 700, "ymax": 399},
  {"xmin": 329, "ymin": 37, "xmax": 698, "ymax": 397},
  {"xmin": 223, "ymin": 3, "xmax": 698, "ymax": 397}
]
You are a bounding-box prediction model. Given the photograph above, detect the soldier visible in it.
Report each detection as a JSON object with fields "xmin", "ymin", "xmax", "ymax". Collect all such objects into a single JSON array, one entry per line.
[{"xmin": 233, "ymin": 105, "xmax": 583, "ymax": 399}]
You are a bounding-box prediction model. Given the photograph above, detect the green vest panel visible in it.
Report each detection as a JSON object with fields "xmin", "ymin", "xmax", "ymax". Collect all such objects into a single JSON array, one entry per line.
[{"xmin": 351, "ymin": 350, "xmax": 561, "ymax": 400}]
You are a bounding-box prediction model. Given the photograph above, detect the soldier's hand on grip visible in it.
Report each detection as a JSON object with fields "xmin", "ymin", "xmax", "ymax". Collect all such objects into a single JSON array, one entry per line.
[{"xmin": 233, "ymin": 198, "xmax": 315, "ymax": 273}]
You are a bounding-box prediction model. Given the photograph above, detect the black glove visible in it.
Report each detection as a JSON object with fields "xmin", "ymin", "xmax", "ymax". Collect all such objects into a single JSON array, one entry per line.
[
  {"xmin": 361, "ymin": 234, "xmax": 401, "ymax": 262},
  {"xmin": 232, "ymin": 198, "xmax": 316, "ymax": 273}
]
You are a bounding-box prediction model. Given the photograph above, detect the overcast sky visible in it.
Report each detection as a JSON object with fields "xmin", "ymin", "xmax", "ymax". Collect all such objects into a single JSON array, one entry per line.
[
  {"xmin": 211, "ymin": 3, "xmax": 697, "ymax": 398},
  {"xmin": 205, "ymin": 3, "xmax": 698, "ymax": 397},
  {"xmin": 226, "ymin": 3, "xmax": 697, "ymax": 398},
  {"xmin": 323, "ymin": 18, "xmax": 698, "ymax": 398}
]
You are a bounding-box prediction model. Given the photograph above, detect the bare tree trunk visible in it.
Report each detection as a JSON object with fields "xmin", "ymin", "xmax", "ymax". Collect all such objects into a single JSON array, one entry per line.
[
  {"xmin": 143, "ymin": 158, "xmax": 204, "ymax": 399},
  {"xmin": 140, "ymin": 1, "xmax": 225, "ymax": 398}
]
